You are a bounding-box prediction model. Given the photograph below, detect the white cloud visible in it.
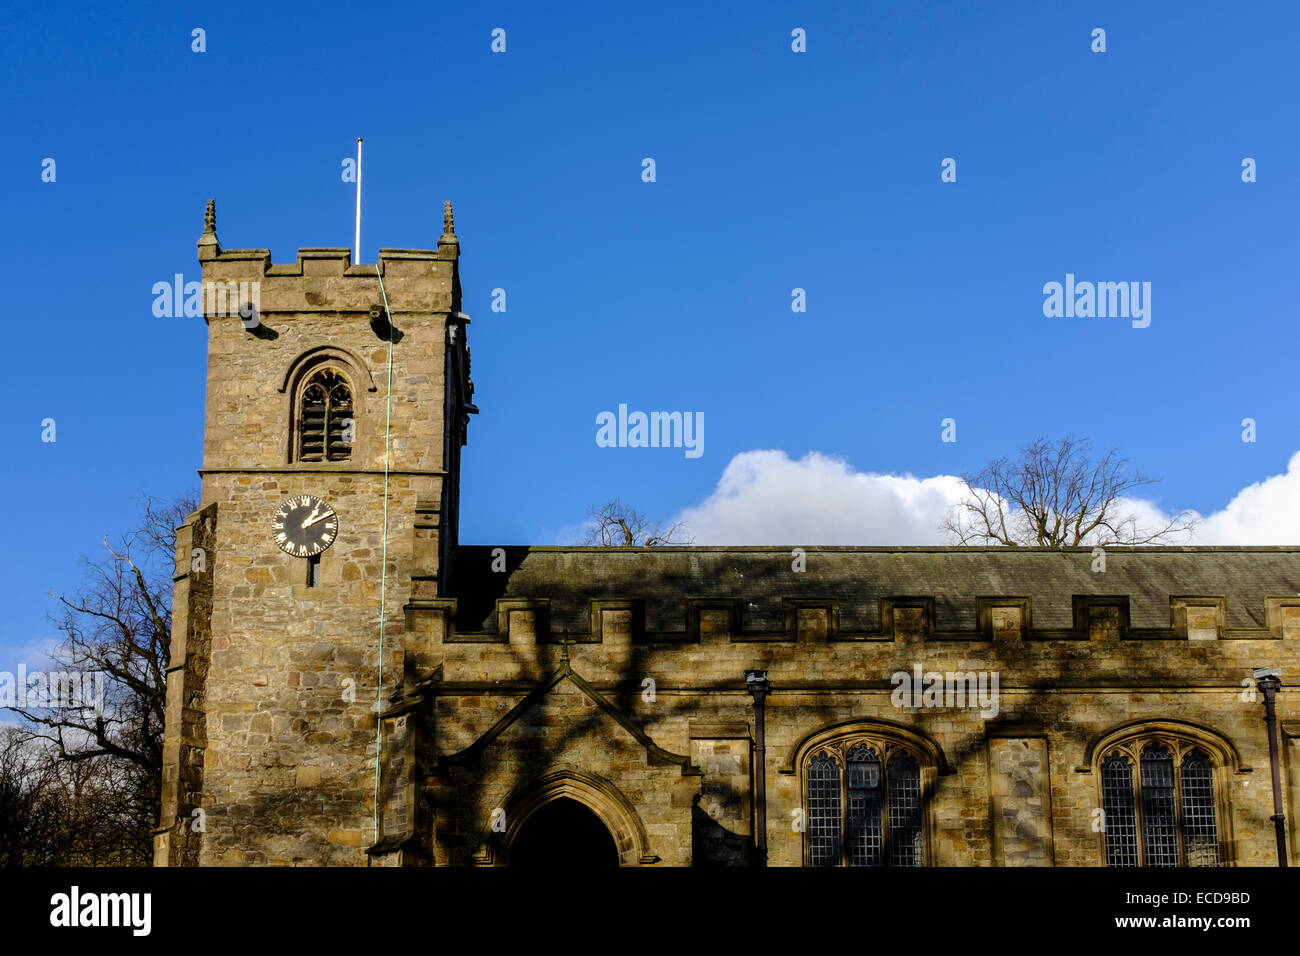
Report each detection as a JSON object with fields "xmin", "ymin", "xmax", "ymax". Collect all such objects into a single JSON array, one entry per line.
[
  {"xmin": 666, "ymin": 448, "xmax": 1300, "ymax": 546},
  {"xmin": 674, "ymin": 450, "xmax": 967, "ymax": 545},
  {"xmin": 1190, "ymin": 449, "xmax": 1300, "ymax": 544}
]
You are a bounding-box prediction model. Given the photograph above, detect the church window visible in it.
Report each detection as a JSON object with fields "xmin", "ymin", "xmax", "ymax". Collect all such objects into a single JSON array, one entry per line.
[
  {"xmin": 297, "ymin": 369, "xmax": 353, "ymax": 462},
  {"xmin": 804, "ymin": 735, "xmax": 928, "ymax": 866},
  {"xmin": 1099, "ymin": 736, "xmax": 1221, "ymax": 867}
]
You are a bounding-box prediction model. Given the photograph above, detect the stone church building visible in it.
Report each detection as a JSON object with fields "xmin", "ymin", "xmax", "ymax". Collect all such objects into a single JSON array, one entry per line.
[{"xmin": 156, "ymin": 202, "xmax": 1300, "ymax": 867}]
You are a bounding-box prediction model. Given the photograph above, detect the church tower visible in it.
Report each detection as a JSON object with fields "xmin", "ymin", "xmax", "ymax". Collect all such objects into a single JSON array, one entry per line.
[{"xmin": 155, "ymin": 200, "xmax": 474, "ymax": 865}]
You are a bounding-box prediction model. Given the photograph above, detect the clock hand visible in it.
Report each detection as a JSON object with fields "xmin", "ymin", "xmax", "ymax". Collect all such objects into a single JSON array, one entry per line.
[{"xmin": 300, "ymin": 507, "xmax": 322, "ymax": 529}]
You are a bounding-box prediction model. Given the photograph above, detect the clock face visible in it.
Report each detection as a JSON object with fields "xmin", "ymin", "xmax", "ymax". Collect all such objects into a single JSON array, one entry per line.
[{"xmin": 272, "ymin": 495, "xmax": 338, "ymax": 557}]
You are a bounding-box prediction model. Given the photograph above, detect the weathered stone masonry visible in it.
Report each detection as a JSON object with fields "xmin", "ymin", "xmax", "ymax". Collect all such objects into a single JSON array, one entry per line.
[
  {"xmin": 391, "ymin": 546, "xmax": 1300, "ymax": 867},
  {"xmin": 158, "ymin": 205, "xmax": 1300, "ymax": 867},
  {"xmin": 156, "ymin": 201, "xmax": 470, "ymax": 865}
]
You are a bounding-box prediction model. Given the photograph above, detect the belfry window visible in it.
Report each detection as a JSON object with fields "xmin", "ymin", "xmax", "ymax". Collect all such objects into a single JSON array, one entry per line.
[
  {"xmin": 298, "ymin": 369, "xmax": 353, "ymax": 462},
  {"xmin": 1099, "ymin": 737, "xmax": 1221, "ymax": 867},
  {"xmin": 805, "ymin": 736, "xmax": 926, "ymax": 866}
]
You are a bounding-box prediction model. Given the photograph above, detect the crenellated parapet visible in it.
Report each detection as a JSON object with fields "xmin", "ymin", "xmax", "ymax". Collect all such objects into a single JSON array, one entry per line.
[
  {"xmin": 412, "ymin": 546, "xmax": 1300, "ymax": 645},
  {"xmin": 196, "ymin": 198, "xmax": 463, "ymax": 318}
]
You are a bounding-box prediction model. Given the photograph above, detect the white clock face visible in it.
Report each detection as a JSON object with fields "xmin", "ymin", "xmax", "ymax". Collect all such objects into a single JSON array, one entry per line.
[{"xmin": 272, "ymin": 495, "xmax": 338, "ymax": 557}]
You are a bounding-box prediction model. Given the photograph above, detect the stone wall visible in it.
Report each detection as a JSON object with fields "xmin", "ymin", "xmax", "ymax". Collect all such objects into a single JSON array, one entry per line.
[
  {"xmin": 154, "ymin": 503, "xmax": 216, "ymax": 867},
  {"xmin": 158, "ymin": 215, "xmax": 466, "ymax": 865},
  {"xmin": 398, "ymin": 547, "xmax": 1300, "ymax": 867}
]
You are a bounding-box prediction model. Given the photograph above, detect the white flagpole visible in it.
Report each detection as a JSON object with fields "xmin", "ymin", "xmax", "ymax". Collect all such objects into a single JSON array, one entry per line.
[{"xmin": 354, "ymin": 137, "xmax": 363, "ymax": 263}]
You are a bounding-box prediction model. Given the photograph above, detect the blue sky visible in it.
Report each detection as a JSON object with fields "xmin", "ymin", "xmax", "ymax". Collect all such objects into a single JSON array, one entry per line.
[{"xmin": 3, "ymin": 1, "xmax": 1299, "ymax": 664}]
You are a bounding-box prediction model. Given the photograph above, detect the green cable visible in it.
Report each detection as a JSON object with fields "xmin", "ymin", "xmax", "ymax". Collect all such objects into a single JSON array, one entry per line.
[{"xmin": 373, "ymin": 264, "xmax": 396, "ymax": 854}]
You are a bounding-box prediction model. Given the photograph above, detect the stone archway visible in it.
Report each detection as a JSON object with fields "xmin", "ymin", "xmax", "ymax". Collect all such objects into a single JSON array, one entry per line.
[
  {"xmin": 482, "ymin": 768, "xmax": 656, "ymax": 866},
  {"xmin": 509, "ymin": 797, "xmax": 619, "ymax": 866}
]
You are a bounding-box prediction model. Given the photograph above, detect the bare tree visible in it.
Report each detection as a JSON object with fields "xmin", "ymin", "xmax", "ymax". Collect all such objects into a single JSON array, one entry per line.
[
  {"xmin": 4, "ymin": 492, "xmax": 198, "ymax": 864},
  {"xmin": 578, "ymin": 498, "xmax": 693, "ymax": 547},
  {"xmin": 0, "ymin": 728, "xmax": 148, "ymax": 866},
  {"xmin": 941, "ymin": 435, "xmax": 1195, "ymax": 547},
  {"xmin": 0, "ymin": 728, "xmax": 63, "ymax": 866}
]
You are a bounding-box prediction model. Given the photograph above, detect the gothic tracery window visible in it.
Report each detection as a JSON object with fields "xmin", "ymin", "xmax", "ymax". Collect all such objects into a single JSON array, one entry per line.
[
  {"xmin": 805, "ymin": 735, "xmax": 927, "ymax": 867},
  {"xmin": 297, "ymin": 368, "xmax": 353, "ymax": 462},
  {"xmin": 1099, "ymin": 735, "xmax": 1222, "ymax": 867}
]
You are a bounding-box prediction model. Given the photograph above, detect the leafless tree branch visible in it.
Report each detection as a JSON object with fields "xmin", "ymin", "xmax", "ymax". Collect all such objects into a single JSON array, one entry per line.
[
  {"xmin": 941, "ymin": 436, "xmax": 1196, "ymax": 547},
  {"xmin": 578, "ymin": 498, "xmax": 694, "ymax": 547},
  {"xmin": 3, "ymin": 491, "xmax": 198, "ymax": 865}
]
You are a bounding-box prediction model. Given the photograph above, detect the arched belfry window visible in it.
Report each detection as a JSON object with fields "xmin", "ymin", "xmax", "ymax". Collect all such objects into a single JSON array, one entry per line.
[
  {"xmin": 804, "ymin": 733, "xmax": 928, "ymax": 867},
  {"xmin": 1099, "ymin": 734, "xmax": 1223, "ymax": 867},
  {"xmin": 297, "ymin": 368, "xmax": 353, "ymax": 462}
]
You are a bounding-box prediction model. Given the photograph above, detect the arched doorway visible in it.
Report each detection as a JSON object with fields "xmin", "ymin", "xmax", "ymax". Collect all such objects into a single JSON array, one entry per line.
[
  {"xmin": 478, "ymin": 768, "xmax": 656, "ymax": 866},
  {"xmin": 509, "ymin": 797, "xmax": 619, "ymax": 867}
]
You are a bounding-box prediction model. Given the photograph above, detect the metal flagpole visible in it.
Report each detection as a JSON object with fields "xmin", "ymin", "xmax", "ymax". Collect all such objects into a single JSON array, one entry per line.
[{"xmin": 354, "ymin": 137, "xmax": 363, "ymax": 263}]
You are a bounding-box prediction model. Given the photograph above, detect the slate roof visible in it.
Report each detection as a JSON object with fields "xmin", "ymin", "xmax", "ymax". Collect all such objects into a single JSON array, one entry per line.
[{"xmin": 450, "ymin": 546, "xmax": 1300, "ymax": 636}]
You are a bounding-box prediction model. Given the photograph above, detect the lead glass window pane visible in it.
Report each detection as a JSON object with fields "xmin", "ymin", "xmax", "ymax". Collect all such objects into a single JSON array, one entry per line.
[
  {"xmin": 887, "ymin": 753, "xmax": 923, "ymax": 867},
  {"xmin": 1181, "ymin": 750, "xmax": 1219, "ymax": 867},
  {"xmin": 808, "ymin": 753, "xmax": 841, "ymax": 867},
  {"xmin": 1141, "ymin": 745, "xmax": 1178, "ymax": 866},
  {"xmin": 846, "ymin": 745, "xmax": 881, "ymax": 867},
  {"xmin": 1101, "ymin": 753, "xmax": 1138, "ymax": 866}
]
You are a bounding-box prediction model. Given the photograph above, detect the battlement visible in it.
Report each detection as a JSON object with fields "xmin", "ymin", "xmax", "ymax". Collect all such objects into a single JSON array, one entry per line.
[
  {"xmin": 426, "ymin": 545, "xmax": 1300, "ymax": 643},
  {"xmin": 203, "ymin": 247, "xmax": 454, "ymax": 274},
  {"xmin": 196, "ymin": 199, "xmax": 462, "ymax": 315}
]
